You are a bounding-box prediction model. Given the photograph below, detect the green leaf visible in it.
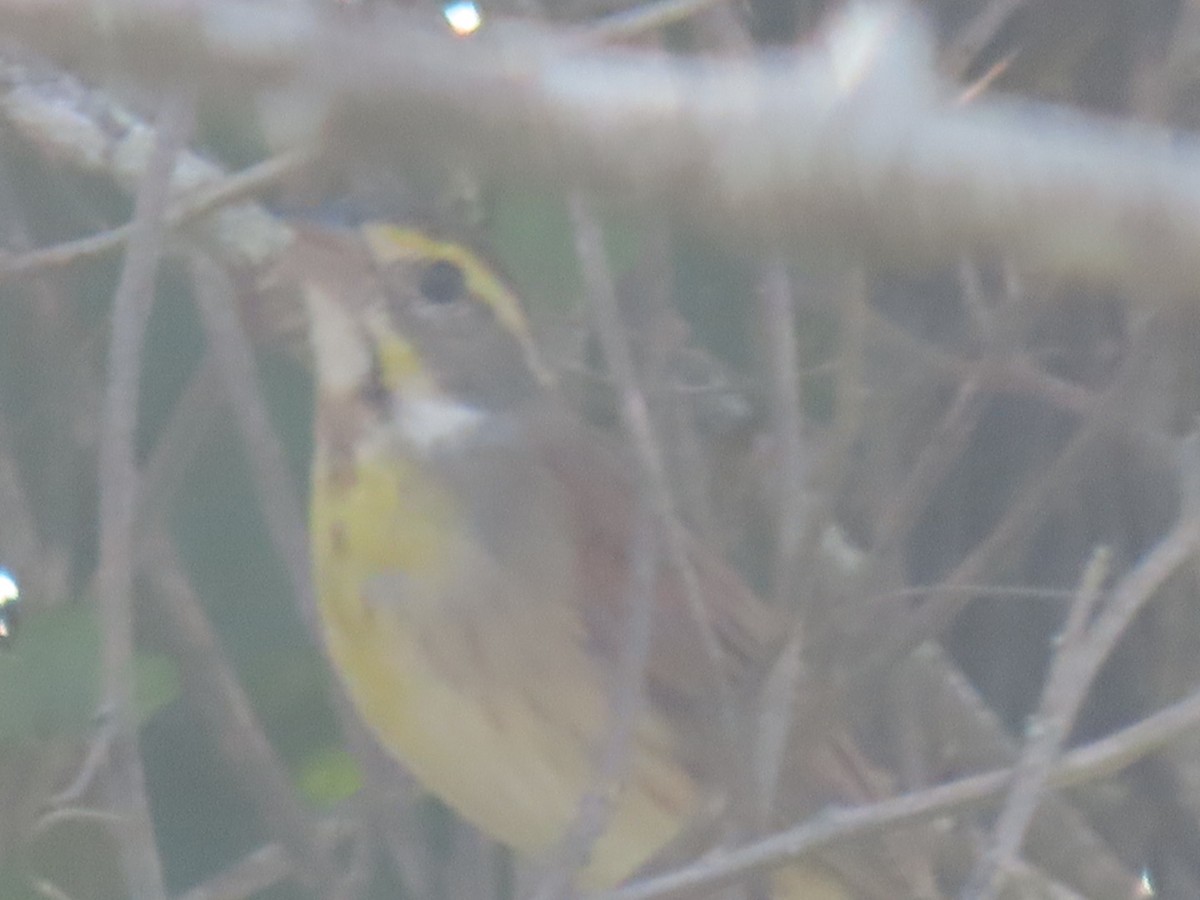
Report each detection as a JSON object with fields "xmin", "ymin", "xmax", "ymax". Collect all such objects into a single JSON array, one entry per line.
[{"xmin": 296, "ymin": 745, "xmax": 362, "ymax": 808}]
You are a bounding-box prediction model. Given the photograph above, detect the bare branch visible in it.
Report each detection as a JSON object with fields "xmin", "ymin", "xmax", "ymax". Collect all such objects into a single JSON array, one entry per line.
[
  {"xmin": 94, "ymin": 88, "xmax": 194, "ymax": 900},
  {"xmin": 1, "ymin": 3, "xmax": 1199, "ymax": 300},
  {"xmin": 597, "ymin": 673, "xmax": 1200, "ymax": 900}
]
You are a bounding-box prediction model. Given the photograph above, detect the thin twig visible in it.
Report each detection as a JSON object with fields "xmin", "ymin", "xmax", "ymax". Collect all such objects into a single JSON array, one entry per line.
[
  {"xmin": 42, "ymin": 711, "xmax": 116, "ymax": 811},
  {"xmin": 863, "ymin": 305, "xmax": 1096, "ymax": 416},
  {"xmin": 566, "ymin": 191, "xmax": 751, "ymax": 881},
  {"xmin": 870, "ymin": 374, "xmax": 987, "ymax": 559},
  {"xmin": 0, "ymin": 150, "xmax": 308, "ymax": 283},
  {"xmin": 899, "ymin": 642, "xmax": 1142, "ymax": 900},
  {"xmin": 0, "ymin": 55, "xmax": 294, "ymax": 272},
  {"xmin": 134, "ymin": 355, "xmax": 226, "ymax": 532},
  {"xmin": 853, "ymin": 319, "xmax": 1165, "ymax": 683},
  {"xmin": 759, "ymin": 261, "xmax": 807, "ymax": 611},
  {"xmin": 963, "ymin": 546, "xmax": 1111, "ymax": 898},
  {"xmin": 750, "ymin": 261, "xmax": 807, "ymax": 828},
  {"xmin": 801, "ymin": 270, "xmax": 869, "ymax": 585},
  {"xmin": 95, "ymin": 89, "xmax": 194, "ymax": 900},
  {"xmin": 138, "ymin": 533, "xmax": 339, "ymax": 897},
  {"xmin": 597, "ymin": 673, "xmax": 1200, "ymax": 900}
]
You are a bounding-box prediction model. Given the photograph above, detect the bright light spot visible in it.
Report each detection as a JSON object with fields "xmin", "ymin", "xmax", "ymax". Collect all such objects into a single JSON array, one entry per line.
[
  {"xmin": 1138, "ymin": 868, "xmax": 1155, "ymax": 897},
  {"xmin": 443, "ymin": 0, "xmax": 482, "ymax": 36},
  {"xmin": 0, "ymin": 568, "xmax": 18, "ymax": 604},
  {"xmin": 0, "ymin": 567, "xmax": 18, "ymax": 645}
]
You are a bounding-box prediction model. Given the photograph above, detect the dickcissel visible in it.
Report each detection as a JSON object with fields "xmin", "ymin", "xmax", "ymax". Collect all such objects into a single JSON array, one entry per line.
[{"xmin": 281, "ymin": 221, "xmax": 913, "ymax": 899}]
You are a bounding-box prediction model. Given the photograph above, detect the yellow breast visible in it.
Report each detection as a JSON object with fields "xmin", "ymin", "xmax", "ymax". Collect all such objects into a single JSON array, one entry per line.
[{"xmin": 311, "ymin": 442, "xmax": 696, "ymax": 885}]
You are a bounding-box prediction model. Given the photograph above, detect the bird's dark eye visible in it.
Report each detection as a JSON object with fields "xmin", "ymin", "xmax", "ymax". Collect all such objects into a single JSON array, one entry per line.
[{"xmin": 419, "ymin": 259, "xmax": 467, "ymax": 305}]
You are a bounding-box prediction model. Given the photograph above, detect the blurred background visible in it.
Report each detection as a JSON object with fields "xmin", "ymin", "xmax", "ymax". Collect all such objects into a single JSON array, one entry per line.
[{"xmin": 0, "ymin": 0, "xmax": 1199, "ymax": 898}]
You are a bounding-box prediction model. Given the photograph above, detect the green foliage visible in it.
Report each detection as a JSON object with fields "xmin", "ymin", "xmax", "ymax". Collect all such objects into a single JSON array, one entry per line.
[{"xmin": 296, "ymin": 745, "xmax": 362, "ymax": 808}]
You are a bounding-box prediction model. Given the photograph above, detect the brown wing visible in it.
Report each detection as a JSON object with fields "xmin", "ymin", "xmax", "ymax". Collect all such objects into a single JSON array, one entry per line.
[
  {"xmin": 527, "ymin": 410, "xmax": 938, "ymax": 898},
  {"xmin": 527, "ymin": 408, "xmax": 784, "ymax": 678}
]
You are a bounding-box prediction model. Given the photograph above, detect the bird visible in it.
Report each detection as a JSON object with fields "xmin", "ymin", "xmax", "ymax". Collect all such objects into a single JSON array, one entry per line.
[{"xmin": 284, "ymin": 220, "xmax": 919, "ymax": 899}]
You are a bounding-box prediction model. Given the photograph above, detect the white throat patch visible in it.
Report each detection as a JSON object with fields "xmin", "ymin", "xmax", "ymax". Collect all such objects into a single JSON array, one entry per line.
[{"xmin": 396, "ymin": 396, "xmax": 489, "ymax": 455}]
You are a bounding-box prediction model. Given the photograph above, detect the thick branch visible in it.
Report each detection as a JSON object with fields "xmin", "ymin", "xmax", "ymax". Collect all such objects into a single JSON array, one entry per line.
[{"xmin": 0, "ymin": 1, "xmax": 1198, "ymax": 298}]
